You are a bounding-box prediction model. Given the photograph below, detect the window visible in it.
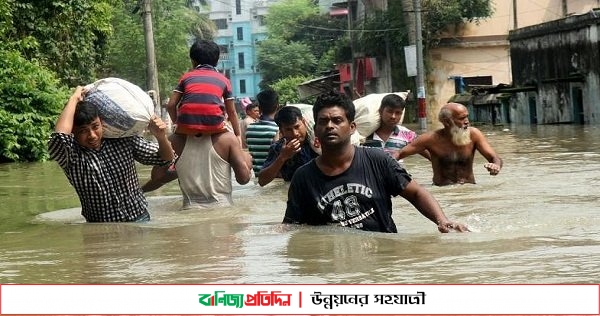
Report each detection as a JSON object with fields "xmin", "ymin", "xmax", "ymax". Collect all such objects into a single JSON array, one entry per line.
[
  {"xmin": 213, "ymin": 19, "xmax": 228, "ymax": 30},
  {"xmin": 258, "ymin": 15, "xmax": 266, "ymax": 26},
  {"xmin": 239, "ymin": 80, "xmax": 246, "ymax": 94},
  {"xmin": 238, "ymin": 53, "xmax": 245, "ymax": 69},
  {"xmin": 219, "ymin": 45, "xmax": 229, "ymax": 63},
  {"xmin": 237, "ymin": 27, "xmax": 243, "ymax": 41},
  {"xmin": 235, "ymin": 0, "xmax": 241, "ymax": 15}
]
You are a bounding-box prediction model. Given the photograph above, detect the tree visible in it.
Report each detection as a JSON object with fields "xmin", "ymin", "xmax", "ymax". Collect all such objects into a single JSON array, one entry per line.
[
  {"xmin": 9, "ymin": 0, "xmax": 116, "ymax": 87},
  {"xmin": 257, "ymin": 38, "xmax": 316, "ymax": 88},
  {"xmin": 0, "ymin": 0, "xmax": 112, "ymax": 162},
  {"xmin": 105, "ymin": 0, "xmax": 216, "ymax": 100},
  {"xmin": 264, "ymin": 0, "xmax": 319, "ymax": 40},
  {"xmin": 258, "ymin": 0, "xmax": 344, "ymax": 87},
  {"xmin": 422, "ymin": 0, "xmax": 494, "ymax": 46},
  {"xmin": 271, "ymin": 75, "xmax": 312, "ymax": 104},
  {"xmin": 0, "ymin": 50, "xmax": 69, "ymax": 162}
]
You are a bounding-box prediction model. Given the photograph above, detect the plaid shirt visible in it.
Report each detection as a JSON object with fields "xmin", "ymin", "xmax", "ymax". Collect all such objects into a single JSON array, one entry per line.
[{"xmin": 48, "ymin": 132, "xmax": 170, "ymax": 222}]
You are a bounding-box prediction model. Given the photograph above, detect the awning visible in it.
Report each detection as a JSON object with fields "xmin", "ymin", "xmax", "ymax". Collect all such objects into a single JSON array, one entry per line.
[
  {"xmin": 448, "ymin": 94, "xmax": 472, "ymax": 104},
  {"xmin": 297, "ymin": 73, "xmax": 340, "ymax": 100}
]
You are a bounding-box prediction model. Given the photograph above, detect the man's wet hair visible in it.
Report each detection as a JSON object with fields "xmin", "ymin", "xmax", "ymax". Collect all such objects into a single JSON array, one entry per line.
[
  {"xmin": 190, "ymin": 39, "xmax": 220, "ymax": 67},
  {"xmin": 256, "ymin": 89, "xmax": 279, "ymax": 115},
  {"xmin": 74, "ymin": 101, "xmax": 99, "ymax": 127},
  {"xmin": 380, "ymin": 94, "xmax": 406, "ymax": 111},
  {"xmin": 274, "ymin": 105, "xmax": 303, "ymax": 127},
  {"xmin": 313, "ymin": 90, "xmax": 355, "ymax": 122}
]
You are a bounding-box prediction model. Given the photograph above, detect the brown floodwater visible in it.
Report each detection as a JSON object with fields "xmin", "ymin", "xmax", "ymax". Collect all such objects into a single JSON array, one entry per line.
[{"xmin": 1, "ymin": 124, "xmax": 599, "ymax": 284}]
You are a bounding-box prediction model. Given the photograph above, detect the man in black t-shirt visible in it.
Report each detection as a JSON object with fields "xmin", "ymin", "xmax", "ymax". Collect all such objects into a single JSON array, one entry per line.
[{"xmin": 283, "ymin": 91, "xmax": 469, "ymax": 233}]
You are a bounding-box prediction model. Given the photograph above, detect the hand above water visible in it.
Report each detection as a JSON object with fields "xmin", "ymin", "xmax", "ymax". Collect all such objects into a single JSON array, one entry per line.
[
  {"xmin": 437, "ymin": 220, "xmax": 470, "ymax": 233},
  {"xmin": 484, "ymin": 162, "xmax": 501, "ymax": 175}
]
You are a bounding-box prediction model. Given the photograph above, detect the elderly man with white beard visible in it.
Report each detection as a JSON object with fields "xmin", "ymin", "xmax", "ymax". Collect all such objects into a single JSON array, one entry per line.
[{"xmin": 398, "ymin": 102, "xmax": 502, "ymax": 186}]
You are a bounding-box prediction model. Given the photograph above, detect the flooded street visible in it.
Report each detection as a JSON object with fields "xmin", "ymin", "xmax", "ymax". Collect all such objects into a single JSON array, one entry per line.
[{"xmin": 1, "ymin": 124, "xmax": 599, "ymax": 284}]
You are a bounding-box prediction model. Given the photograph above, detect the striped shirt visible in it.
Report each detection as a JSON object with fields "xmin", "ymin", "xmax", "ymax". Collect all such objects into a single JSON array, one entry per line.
[
  {"xmin": 175, "ymin": 64, "xmax": 233, "ymax": 134},
  {"xmin": 48, "ymin": 132, "xmax": 170, "ymax": 222},
  {"xmin": 367, "ymin": 125, "xmax": 417, "ymax": 164},
  {"xmin": 246, "ymin": 118, "xmax": 279, "ymax": 174}
]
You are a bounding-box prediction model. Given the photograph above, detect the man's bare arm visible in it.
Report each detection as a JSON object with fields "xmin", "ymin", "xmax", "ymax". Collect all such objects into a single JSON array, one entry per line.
[
  {"xmin": 165, "ymin": 91, "xmax": 182, "ymax": 124},
  {"xmin": 471, "ymin": 127, "xmax": 503, "ymax": 175},
  {"xmin": 398, "ymin": 133, "xmax": 431, "ymax": 159},
  {"xmin": 224, "ymin": 98, "xmax": 241, "ymax": 137},
  {"xmin": 257, "ymin": 157, "xmax": 285, "ymax": 186},
  {"xmin": 226, "ymin": 133, "xmax": 252, "ymax": 184},
  {"xmin": 147, "ymin": 115, "xmax": 175, "ymax": 162},
  {"xmin": 400, "ymin": 180, "xmax": 469, "ymax": 233}
]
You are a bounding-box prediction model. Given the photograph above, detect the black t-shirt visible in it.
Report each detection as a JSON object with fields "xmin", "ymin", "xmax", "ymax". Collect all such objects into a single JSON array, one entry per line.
[{"xmin": 283, "ymin": 146, "xmax": 412, "ymax": 233}]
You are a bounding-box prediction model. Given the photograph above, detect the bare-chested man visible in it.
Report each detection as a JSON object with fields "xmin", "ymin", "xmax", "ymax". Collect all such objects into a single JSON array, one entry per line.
[{"xmin": 398, "ymin": 102, "xmax": 502, "ymax": 186}]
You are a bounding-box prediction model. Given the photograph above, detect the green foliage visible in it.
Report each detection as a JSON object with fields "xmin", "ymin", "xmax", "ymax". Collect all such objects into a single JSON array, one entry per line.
[
  {"xmin": 0, "ymin": 0, "xmax": 11, "ymax": 39},
  {"xmin": 288, "ymin": 12, "xmax": 345, "ymax": 60},
  {"xmin": 9, "ymin": 0, "xmax": 116, "ymax": 87},
  {"xmin": 258, "ymin": 0, "xmax": 344, "ymax": 87},
  {"xmin": 357, "ymin": 2, "xmax": 412, "ymax": 91},
  {"xmin": 265, "ymin": 0, "xmax": 319, "ymax": 40},
  {"xmin": 271, "ymin": 75, "xmax": 312, "ymax": 104},
  {"xmin": 0, "ymin": 0, "xmax": 104, "ymax": 162},
  {"xmin": 105, "ymin": 0, "xmax": 215, "ymax": 102},
  {"xmin": 0, "ymin": 50, "xmax": 68, "ymax": 162},
  {"xmin": 356, "ymin": 8, "xmax": 407, "ymax": 58},
  {"xmin": 257, "ymin": 39, "xmax": 316, "ymax": 88},
  {"xmin": 315, "ymin": 48, "xmax": 337, "ymax": 74},
  {"xmin": 422, "ymin": 0, "xmax": 494, "ymax": 45}
]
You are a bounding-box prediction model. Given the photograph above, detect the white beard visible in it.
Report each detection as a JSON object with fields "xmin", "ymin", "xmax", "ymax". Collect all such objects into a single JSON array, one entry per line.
[{"xmin": 450, "ymin": 125, "xmax": 472, "ymax": 146}]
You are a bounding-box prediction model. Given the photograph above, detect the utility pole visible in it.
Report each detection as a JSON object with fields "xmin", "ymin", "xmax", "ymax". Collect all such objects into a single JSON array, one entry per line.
[
  {"xmin": 141, "ymin": 0, "xmax": 161, "ymax": 116},
  {"xmin": 561, "ymin": 0, "xmax": 568, "ymax": 17},
  {"xmin": 413, "ymin": 0, "xmax": 427, "ymax": 130},
  {"xmin": 512, "ymin": 0, "xmax": 518, "ymax": 29}
]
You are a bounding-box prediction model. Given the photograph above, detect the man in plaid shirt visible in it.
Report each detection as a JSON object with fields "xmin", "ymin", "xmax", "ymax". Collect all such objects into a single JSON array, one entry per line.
[{"xmin": 48, "ymin": 86, "xmax": 175, "ymax": 222}]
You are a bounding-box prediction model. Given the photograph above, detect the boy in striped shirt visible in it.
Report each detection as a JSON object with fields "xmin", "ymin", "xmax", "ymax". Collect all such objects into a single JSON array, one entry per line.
[{"xmin": 364, "ymin": 94, "xmax": 430, "ymax": 165}]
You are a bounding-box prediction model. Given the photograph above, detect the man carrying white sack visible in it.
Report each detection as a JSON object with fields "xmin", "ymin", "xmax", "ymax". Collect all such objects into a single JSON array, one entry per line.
[{"xmin": 48, "ymin": 86, "xmax": 175, "ymax": 222}]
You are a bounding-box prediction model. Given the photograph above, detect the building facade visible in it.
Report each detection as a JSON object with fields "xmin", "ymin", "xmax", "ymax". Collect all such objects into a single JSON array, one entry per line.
[
  {"xmin": 508, "ymin": 9, "xmax": 600, "ymax": 124},
  {"xmin": 428, "ymin": 0, "xmax": 599, "ymax": 124},
  {"xmin": 191, "ymin": 0, "xmax": 276, "ymax": 100}
]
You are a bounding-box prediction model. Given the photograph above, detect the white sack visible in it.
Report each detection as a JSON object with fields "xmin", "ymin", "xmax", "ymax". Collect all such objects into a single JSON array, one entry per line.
[
  {"xmin": 291, "ymin": 103, "xmax": 362, "ymax": 152},
  {"xmin": 353, "ymin": 92, "xmax": 409, "ymax": 138},
  {"xmin": 84, "ymin": 78, "xmax": 154, "ymax": 138}
]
